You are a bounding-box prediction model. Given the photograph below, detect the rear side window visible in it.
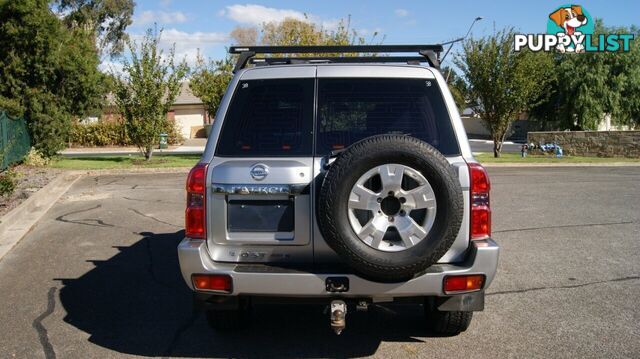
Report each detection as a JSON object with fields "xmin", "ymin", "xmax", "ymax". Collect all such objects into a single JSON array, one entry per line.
[
  {"xmin": 216, "ymin": 78, "xmax": 314, "ymax": 157},
  {"xmin": 316, "ymin": 78, "xmax": 460, "ymax": 155}
]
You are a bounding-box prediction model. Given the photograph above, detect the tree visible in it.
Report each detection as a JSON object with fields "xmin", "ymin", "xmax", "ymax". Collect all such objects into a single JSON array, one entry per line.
[
  {"xmin": 259, "ymin": 16, "xmax": 376, "ymax": 55},
  {"xmin": 53, "ymin": 0, "xmax": 135, "ymax": 57},
  {"xmin": 190, "ymin": 16, "xmax": 379, "ymax": 120},
  {"xmin": 189, "ymin": 55, "xmax": 233, "ymax": 122},
  {"xmin": 455, "ymin": 29, "xmax": 554, "ymax": 157},
  {"xmin": 230, "ymin": 26, "xmax": 258, "ymax": 46},
  {"xmin": 529, "ymin": 20, "xmax": 640, "ymax": 130},
  {"xmin": 442, "ymin": 66, "xmax": 468, "ymax": 112},
  {"xmin": 0, "ymin": 0, "xmax": 108, "ymax": 156},
  {"xmin": 114, "ymin": 29, "xmax": 188, "ymax": 160}
]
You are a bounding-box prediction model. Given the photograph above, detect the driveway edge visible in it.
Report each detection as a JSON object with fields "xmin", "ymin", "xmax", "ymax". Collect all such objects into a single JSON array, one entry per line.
[
  {"xmin": 0, "ymin": 172, "xmax": 81, "ymax": 262},
  {"xmin": 482, "ymin": 162, "xmax": 640, "ymax": 167},
  {"xmin": 0, "ymin": 167, "xmax": 190, "ymax": 262}
]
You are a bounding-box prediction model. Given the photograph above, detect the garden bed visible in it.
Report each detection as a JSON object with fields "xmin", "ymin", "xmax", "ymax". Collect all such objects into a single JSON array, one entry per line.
[{"xmin": 0, "ymin": 165, "xmax": 60, "ymax": 218}]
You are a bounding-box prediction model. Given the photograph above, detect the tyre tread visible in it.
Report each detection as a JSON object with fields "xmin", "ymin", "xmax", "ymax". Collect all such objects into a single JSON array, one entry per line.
[{"xmin": 317, "ymin": 135, "xmax": 464, "ymax": 281}]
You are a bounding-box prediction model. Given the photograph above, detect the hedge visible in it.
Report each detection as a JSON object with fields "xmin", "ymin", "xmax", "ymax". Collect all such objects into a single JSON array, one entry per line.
[{"xmin": 69, "ymin": 121, "xmax": 183, "ymax": 147}]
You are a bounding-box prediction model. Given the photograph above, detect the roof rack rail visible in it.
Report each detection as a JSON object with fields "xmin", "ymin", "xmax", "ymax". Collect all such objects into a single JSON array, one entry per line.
[{"xmin": 229, "ymin": 45, "xmax": 444, "ymax": 72}]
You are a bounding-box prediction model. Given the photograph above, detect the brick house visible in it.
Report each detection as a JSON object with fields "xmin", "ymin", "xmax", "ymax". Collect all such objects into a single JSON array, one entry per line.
[{"xmin": 101, "ymin": 82, "xmax": 210, "ymax": 139}]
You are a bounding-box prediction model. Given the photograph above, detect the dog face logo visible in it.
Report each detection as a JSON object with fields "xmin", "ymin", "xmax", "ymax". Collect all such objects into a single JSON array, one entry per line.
[
  {"xmin": 546, "ymin": 4, "xmax": 594, "ymax": 53},
  {"xmin": 548, "ymin": 5, "xmax": 587, "ymax": 36},
  {"xmin": 515, "ymin": 5, "xmax": 633, "ymax": 53}
]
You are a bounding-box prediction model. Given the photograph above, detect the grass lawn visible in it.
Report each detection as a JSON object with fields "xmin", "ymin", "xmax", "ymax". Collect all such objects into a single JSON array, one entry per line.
[
  {"xmin": 49, "ymin": 152, "xmax": 640, "ymax": 169},
  {"xmin": 475, "ymin": 152, "xmax": 640, "ymax": 163},
  {"xmin": 49, "ymin": 154, "xmax": 201, "ymax": 170}
]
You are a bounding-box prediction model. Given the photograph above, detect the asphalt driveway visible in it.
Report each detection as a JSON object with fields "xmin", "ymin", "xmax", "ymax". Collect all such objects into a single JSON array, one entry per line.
[{"xmin": 0, "ymin": 167, "xmax": 638, "ymax": 358}]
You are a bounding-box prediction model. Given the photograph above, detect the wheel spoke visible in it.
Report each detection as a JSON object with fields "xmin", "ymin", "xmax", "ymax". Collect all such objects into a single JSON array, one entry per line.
[
  {"xmin": 379, "ymin": 164, "xmax": 404, "ymax": 192},
  {"xmin": 349, "ymin": 184, "xmax": 378, "ymax": 210},
  {"xmin": 404, "ymin": 185, "xmax": 437, "ymax": 210},
  {"xmin": 395, "ymin": 216, "xmax": 428, "ymax": 247},
  {"xmin": 348, "ymin": 163, "xmax": 437, "ymax": 252},
  {"xmin": 358, "ymin": 216, "xmax": 388, "ymax": 248}
]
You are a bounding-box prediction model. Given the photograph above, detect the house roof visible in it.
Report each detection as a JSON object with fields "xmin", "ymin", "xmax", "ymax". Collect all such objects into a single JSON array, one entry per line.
[
  {"xmin": 104, "ymin": 82, "xmax": 203, "ymax": 107},
  {"xmin": 173, "ymin": 81, "xmax": 203, "ymax": 105}
]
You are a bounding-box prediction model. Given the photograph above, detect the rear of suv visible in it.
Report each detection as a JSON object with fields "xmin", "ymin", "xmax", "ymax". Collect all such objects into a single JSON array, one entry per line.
[{"xmin": 178, "ymin": 45, "xmax": 499, "ymax": 335}]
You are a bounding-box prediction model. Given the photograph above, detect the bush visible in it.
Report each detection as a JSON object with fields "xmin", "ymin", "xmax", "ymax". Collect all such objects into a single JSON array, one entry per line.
[
  {"xmin": 69, "ymin": 120, "xmax": 183, "ymax": 147},
  {"xmin": 23, "ymin": 147, "xmax": 50, "ymax": 167},
  {"xmin": 161, "ymin": 120, "xmax": 184, "ymax": 145},
  {"xmin": 0, "ymin": 169, "xmax": 17, "ymax": 197},
  {"xmin": 25, "ymin": 91, "xmax": 72, "ymax": 157},
  {"xmin": 69, "ymin": 121, "xmax": 128, "ymax": 146}
]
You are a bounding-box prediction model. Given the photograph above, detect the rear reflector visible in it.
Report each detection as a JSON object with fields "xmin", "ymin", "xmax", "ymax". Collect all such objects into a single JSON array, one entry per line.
[
  {"xmin": 443, "ymin": 274, "xmax": 485, "ymax": 294},
  {"xmin": 192, "ymin": 274, "xmax": 233, "ymax": 293}
]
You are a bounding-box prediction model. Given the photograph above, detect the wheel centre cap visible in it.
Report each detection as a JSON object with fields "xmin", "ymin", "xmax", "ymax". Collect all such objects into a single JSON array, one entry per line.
[{"xmin": 380, "ymin": 196, "xmax": 401, "ymax": 216}]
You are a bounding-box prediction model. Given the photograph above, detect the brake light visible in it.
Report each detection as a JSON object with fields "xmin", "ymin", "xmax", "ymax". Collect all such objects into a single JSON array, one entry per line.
[
  {"xmin": 469, "ymin": 163, "xmax": 491, "ymax": 240},
  {"xmin": 186, "ymin": 163, "xmax": 208, "ymax": 238},
  {"xmin": 443, "ymin": 274, "xmax": 485, "ymax": 294}
]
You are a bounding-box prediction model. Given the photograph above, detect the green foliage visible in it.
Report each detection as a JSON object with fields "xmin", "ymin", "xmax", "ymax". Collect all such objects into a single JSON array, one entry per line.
[
  {"xmin": 442, "ymin": 66, "xmax": 468, "ymax": 112},
  {"xmin": 189, "ymin": 56, "xmax": 234, "ymax": 120},
  {"xmin": 53, "ymin": 0, "xmax": 135, "ymax": 57},
  {"xmin": 191, "ymin": 15, "xmax": 382, "ymax": 122},
  {"xmin": 259, "ymin": 16, "xmax": 374, "ymax": 52},
  {"xmin": 529, "ymin": 21, "xmax": 640, "ymax": 130},
  {"xmin": 50, "ymin": 154, "xmax": 200, "ymax": 170},
  {"xmin": 454, "ymin": 28, "xmax": 554, "ymax": 157},
  {"xmin": 0, "ymin": 169, "xmax": 17, "ymax": 197},
  {"xmin": 24, "ymin": 91, "xmax": 72, "ymax": 157},
  {"xmin": 23, "ymin": 148, "xmax": 50, "ymax": 167},
  {"xmin": 70, "ymin": 121, "xmax": 128, "ymax": 147},
  {"xmin": 0, "ymin": 0, "xmax": 111, "ymax": 157},
  {"xmin": 0, "ymin": 97, "xmax": 24, "ymax": 118},
  {"xmin": 114, "ymin": 29, "xmax": 188, "ymax": 160},
  {"xmin": 69, "ymin": 120, "xmax": 182, "ymax": 147}
]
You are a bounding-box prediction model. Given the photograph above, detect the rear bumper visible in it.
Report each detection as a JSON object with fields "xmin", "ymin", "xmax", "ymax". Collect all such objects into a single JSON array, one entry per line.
[{"xmin": 178, "ymin": 238, "xmax": 499, "ymax": 299}]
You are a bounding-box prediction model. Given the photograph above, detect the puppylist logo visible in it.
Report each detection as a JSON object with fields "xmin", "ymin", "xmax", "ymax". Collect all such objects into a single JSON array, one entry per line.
[{"xmin": 514, "ymin": 4, "xmax": 634, "ymax": 53}]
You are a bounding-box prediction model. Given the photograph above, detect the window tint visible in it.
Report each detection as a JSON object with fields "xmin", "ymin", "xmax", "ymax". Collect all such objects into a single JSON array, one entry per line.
[
  {"xmin": 216, "ymin": 78, "xmax": 314, "ymax": 157},
  {"xmin": 316, "ymin": 78, "xmax": 460, "ymax": 155}
]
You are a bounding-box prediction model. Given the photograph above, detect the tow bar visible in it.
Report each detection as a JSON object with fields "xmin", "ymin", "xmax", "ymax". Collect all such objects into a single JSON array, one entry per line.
[{"xmin": 330, "ymin": 300, "xmax": 347, "ymax": 335}]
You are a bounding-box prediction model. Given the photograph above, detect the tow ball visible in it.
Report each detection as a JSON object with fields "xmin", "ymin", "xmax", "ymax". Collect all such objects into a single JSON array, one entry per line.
[{"xmin": 330, "ymin": 300, "xmax": 347, "ymax": 335}]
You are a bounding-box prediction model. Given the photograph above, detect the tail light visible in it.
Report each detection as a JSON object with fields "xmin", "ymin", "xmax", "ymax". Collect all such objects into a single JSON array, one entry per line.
[
  {"xmin": 469, "ymin": 163, "xmax": 491, "ymax": 240},
  {"xmin": 186, "ymin": 163, "xmax": 208, "ymax": 238}
]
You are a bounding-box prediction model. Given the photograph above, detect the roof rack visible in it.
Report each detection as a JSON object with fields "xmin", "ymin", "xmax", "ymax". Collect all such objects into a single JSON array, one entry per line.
[{"xmin": 229, "ymin": 45, "xmax": 444, "ymax": 72}]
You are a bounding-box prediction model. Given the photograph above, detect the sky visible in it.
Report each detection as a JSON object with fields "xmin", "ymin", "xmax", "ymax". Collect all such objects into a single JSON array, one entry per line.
[{"xmin": 114, "ymin": 0, "xmax": 640, "ymax": 69}]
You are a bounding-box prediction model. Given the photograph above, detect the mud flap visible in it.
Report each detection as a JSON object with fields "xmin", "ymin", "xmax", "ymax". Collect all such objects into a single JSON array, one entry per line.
[{"xmin": 437, "ymin": 291, "xmax": 484, "ymax": 311}]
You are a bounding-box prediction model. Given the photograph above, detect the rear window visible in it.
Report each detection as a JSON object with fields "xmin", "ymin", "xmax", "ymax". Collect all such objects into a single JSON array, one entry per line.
[
  {"xmin": 316, "ymin": 78, "xmax": 460, "ymax": 155},
  {"xmin": 215, "ymin": 78, "xmax": 314, "ymax": 157}
]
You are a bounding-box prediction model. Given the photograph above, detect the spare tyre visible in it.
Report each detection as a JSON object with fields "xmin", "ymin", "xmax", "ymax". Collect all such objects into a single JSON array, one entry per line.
[{"xmin": 317, "ymin": 135, "xmax": 464, "ymax": 282}]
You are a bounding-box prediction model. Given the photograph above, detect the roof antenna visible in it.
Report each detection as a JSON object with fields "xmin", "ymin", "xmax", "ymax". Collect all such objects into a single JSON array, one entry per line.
[{"xmin": 440, "ymin": 17, "xmax": 483, "ymax": 63}]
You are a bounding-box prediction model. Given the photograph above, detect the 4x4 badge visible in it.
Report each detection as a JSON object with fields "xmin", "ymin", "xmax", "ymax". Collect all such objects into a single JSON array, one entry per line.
[{"xmin": 250, "ymin": 164, "xmax": 269, "ymax": 181}]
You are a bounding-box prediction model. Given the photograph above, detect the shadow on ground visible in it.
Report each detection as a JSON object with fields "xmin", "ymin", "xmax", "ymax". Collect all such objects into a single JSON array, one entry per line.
[{"xmin": 58, "ymin": 230, "xmax": 434, "ymax": 358}]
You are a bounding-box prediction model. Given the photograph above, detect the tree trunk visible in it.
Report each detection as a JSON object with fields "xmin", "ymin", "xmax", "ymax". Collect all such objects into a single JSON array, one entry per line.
[
  {"xmin": 145, "ymin": 145, "xmax": 153, "ymax": 160},
  {"xmin": 493, "ymin": 141, "xmax": 502, "ymax": 158},
  {"xmin": 493, "ymin": 130, "xmax": 508, "ymax": 158}
]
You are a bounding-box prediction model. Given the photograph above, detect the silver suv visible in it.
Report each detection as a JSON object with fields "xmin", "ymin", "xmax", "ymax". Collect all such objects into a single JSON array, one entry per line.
[{"xmin": 178, "ymin": 45, "xmax": 499, "ymax": 335}]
